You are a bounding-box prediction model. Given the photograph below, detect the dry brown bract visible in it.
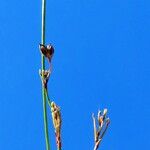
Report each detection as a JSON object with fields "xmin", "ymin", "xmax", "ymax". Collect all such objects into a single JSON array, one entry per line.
[
  {"xmin": 39, "ymin": 69, "xmax": 51, "ymax": 88},
  {"xmin": 51, "ymin": 101, "xmax": 62, "ymax": 150}
]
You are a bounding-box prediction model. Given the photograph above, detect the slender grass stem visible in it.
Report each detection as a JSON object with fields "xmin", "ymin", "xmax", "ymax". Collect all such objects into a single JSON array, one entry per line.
[
  {"xmin": 45, "ymin": 88, "xmax": 51, "ymax": 107},
  {"xmin": 41, "ymin": 0, "xmax": 50, "ymax": 149},
  {"xmin": 42, "ymin": 89, "xmax": 50, "ymax": 150},
  {"xmin": 45, "ymin": 88, "xmax": 62, "ymax": 150}
]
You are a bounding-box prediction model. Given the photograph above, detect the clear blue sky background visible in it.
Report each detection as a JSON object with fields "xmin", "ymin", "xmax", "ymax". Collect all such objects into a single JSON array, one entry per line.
[{"xmin": 0, "ymin": 0, "xmax": 149, "ymax": 150}]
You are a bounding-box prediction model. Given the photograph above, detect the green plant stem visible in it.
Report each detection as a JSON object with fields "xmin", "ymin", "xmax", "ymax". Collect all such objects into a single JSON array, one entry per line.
[
  {"xmin": 42, "ymin": 88, "xmax": 50, "ymax": 150},
  {"xmin": 45, "ymin": 88, "xmax": 51, "ymax": 107},
  {"xmin": 41, "ymin": 0, "xmax": 50, "ymax": 149},
  {"xmin": 45, "ymin": 89, "xmax": 62, "ymax": 150}
]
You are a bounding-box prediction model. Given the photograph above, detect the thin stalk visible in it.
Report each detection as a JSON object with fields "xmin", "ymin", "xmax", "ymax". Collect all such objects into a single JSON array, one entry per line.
[
  {"xmin": 45, "ymin": 88, "xmax": 62, "ymax": 150},
  {"xmin": 45, "ymin": 88, "xmax": 51, "ymax": 107},
  {"xmin": 42, "ymin": 89, "xmax": 50, "ymax": 150},
  {"xmin": 41, "ymin": 0, "xmax": 50, "ymax": 149}
]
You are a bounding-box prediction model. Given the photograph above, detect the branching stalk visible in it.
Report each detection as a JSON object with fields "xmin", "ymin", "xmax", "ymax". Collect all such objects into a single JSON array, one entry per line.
[
  {"xmin": 92, "ymin": 109, "xmax": 110, "ymax": 150},
  {"xmin": 39, "ymin": 1, "xmax": 110, "ymax": 150}
]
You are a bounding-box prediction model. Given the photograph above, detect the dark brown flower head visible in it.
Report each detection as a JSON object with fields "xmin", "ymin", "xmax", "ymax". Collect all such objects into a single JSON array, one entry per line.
[{"xmin": 39, "ymin": 44, "xmax": 54, "ymax": 62}]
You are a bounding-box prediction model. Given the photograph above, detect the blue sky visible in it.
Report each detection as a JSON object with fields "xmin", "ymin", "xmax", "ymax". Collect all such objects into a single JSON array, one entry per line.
[{"xmin": 0, "ymin": 0, "xmax": 150, "ymax": 150}]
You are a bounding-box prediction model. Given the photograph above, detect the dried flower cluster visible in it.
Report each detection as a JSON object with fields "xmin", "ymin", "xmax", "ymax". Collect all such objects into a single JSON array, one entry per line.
[
  {"xmin": 92, "ymin": 109, "xmax": 110, "ymax": 150},
  {"xmin": 39, "ymin": 44, "xmax": 62, "ymax": 150},
  {"xmin": 39, "ymin": 43, "xmax": 54, "ymax": 88},
  {"xmin": 39, "ymin": 69, "xmax": 51, "ymax": 88}
]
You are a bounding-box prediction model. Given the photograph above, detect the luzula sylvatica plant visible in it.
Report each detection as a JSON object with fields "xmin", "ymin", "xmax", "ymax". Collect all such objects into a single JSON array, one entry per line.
[{"xmin": 39, "ymin": 0, "xmax": 110, "ymax": 150}]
